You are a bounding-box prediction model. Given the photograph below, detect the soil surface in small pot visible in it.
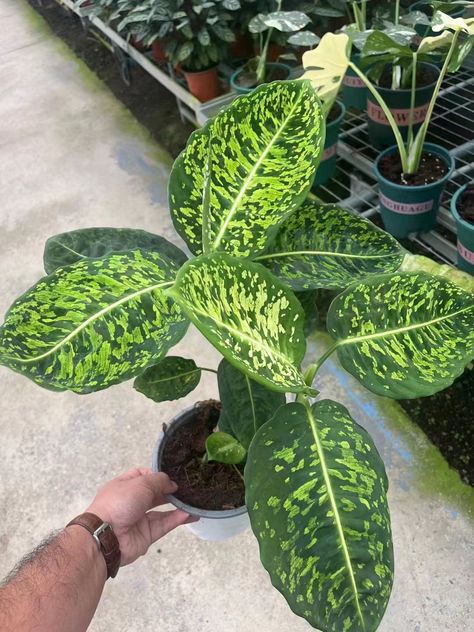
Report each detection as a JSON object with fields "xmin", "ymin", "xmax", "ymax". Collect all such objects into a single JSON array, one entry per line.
[
  {"xmin": 161, "ymin": 400, "xmax": 245, "ymax": 511},
  {"xmin": 236, "ymin": 64, "xmax": 289, "ymax": 89},
  {"xmin": 379, "ymin": 151, "xmax": 448, "ymax": 186},
  {"xmin": 326, "ymin": 102, "xmax": 342, "ymax": 123},
  {"xmin": 378, "ymin": 65, "xmax": 438, "ymax": 89},
  {"xmin": 457, "ymin": 186, "xmax": 474, "ymax": 225}
]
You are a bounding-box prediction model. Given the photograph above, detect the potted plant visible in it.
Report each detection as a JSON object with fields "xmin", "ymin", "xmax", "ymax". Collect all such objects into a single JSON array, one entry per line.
[
  {"xmin": 341, "ymin": 0, "xmax": 416, "ymax": 111},
  {"xmin": 230, "ymin": 0, "xmax": 317, "ymax": 93},
  {"xmin": 303, "ymin": 13, "xmax": 474, "ymax": 237},
  {"xmin": 1, "ymin": 80, "xmax": 474, "ymax": 631},
  {"xmin": 451, "ymin": 182, "xmax": 474, "ymax": 274}
]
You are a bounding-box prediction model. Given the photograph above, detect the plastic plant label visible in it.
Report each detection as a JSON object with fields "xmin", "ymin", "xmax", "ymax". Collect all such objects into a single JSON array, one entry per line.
[
  {"xmin": 458, "ymin": 241, "xmax": 474, "ymax": 264},
  {"xmin": 368, "ymin": 102, "xmax": 429, "ymax": 126},
  {"xmin": 380, "ymin": 194, "xmax": 434, "ymax": 215}
]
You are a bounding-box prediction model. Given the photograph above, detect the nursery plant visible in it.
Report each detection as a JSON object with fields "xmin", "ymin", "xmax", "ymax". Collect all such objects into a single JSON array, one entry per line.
[
  {"xmin": 303, "ymin": 13, "xmax": 474, "ymax": 235},
  {"xmin": 232, "ymin": 0, "xmax": 317, "ymax": 89},
  {"xmin": 1, "ymin": 80, "xmax": 474, "ymax": 631}
]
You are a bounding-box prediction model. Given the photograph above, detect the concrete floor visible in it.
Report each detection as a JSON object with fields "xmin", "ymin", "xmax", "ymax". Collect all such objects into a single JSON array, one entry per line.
[{"xmin": 0, "ymin": 1, "xmax": 473, "ymax": 630}]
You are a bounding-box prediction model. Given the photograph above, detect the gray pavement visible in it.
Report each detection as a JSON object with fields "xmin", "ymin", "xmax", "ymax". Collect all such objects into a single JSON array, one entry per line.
[{"xmin": 0, "ymin": 1, "xmax": 473, "ymax": 631}]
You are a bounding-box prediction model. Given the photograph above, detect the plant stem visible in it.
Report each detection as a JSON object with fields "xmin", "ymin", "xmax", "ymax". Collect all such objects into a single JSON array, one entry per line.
[
  {"xmin": 257, "ymin": 28, "xmax": 272, "ymax": 83},
  {"xmin": 394, "ymin": 0, "xmax": 400, "ymax": 25},
  {"xmin": 198, "ymin": 366, "xmax": 218, "ymax": 374},
  {"xmin": 407, "ymin": 28, "xmax": 460, "ymax": 173},
  {"xmin": 303, "ymin": 343, "xmax": 338, "ymax": 390},
  {"xmin": 349, "ymin": 61, "xmax": 409, "ymax": 170},
  {"xmin": 361, "ymin": 0, "xmax": 367, "ymax": 30},
  {"xmin": 232, "ymin": 464, "xmax": 245, "ymax": 482},
  {"xmin": 407, "ymin": 52, "xmax": 417, "ymax": 149}
]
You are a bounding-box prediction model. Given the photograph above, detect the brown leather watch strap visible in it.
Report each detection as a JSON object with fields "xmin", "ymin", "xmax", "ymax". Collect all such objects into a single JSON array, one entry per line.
[{"xmin": 67, "ymin": 512, "xmax": 121, "ymax": 579}]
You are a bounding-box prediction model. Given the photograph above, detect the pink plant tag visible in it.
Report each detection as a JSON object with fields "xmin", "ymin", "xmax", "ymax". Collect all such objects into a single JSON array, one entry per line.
[
  {"xmin": 343, "ymin": 75, "xmax": 365, "ymax": 88},
  {"xmin": 380, "ymin": 194, "xmax": 433, "ymax": 215},
  {"xmin": 368, "ymin": 101, "xmax": 429, "ymax": 127},
  {"xmin": 458, "ymin": 241, "xmax": 474, "ymax": 264},
  {"xmin": 321, "ymin": 144, "xmax": 337, "ymax": 162}
]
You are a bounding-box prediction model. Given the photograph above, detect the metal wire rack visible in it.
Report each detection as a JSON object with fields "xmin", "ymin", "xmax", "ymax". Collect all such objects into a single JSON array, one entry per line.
[{"xmin": 315, "ymin": 69, "xmax": 474, "ymax": 266}]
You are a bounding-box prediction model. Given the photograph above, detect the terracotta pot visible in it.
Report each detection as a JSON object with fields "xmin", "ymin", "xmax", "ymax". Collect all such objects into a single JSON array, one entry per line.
[
  {"xmin": 183, "ymin": 66, "xmax": 221, "ymax": 102},
  {"xmin": 152, "ymin": 41, "xmax": 167, "ymax": 62}
]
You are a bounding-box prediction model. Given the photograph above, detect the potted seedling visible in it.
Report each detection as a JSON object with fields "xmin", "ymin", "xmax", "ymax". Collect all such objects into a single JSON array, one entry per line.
[
  {"xmin": 341, "ymin": 0, "xmax": 417, "ymax": 111},
  {"xmin": 451, "ymin": 182, "xmax": 474, "ymax": 274},
  {"xmin": 303, "ymin": 13, "xmax": 474, "ymax": 237},
  {"xmin": 230, "ymin": 0, "xmax": 316, "ymax": 93},
  {"xmin": 2, "ymin": 80, "xmax": 474, "ymax": 631}
]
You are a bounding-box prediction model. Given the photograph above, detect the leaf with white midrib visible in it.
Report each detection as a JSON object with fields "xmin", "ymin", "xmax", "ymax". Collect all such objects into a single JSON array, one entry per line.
[
  {"xmin": 328, "ymin": 272, "xmax": 474, "ymax": 398},
  {"xmin": 245, "ymin": 400, "xmax": 393, "ymax": 632},
  {"xmin": 0, "ymin": 250, "xmax": 189, "ymax": 393},
  {"xmin": 257, "ymin": 202, "xmax": 404, "ymax": 291},
  {"xmin": 169, "ymin": 80, "xmax": 324, "ymax": 258}
]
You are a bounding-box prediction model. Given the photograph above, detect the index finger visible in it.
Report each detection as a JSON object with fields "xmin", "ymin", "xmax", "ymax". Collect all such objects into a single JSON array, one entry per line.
[{"xmin": 140, "ymin": 472, "xmax": 178, "ymax": 506}]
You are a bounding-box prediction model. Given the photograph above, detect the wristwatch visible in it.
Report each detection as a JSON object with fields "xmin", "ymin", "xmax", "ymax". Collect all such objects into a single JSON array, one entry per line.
[{"xmin": 67, "ymin": 512, "xmax": 121, "ymax": 579}]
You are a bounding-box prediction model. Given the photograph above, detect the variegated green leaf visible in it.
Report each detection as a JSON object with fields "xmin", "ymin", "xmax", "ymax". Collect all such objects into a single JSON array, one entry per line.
[
  {"xmin": 206, "ymin": 431, "xmax": 246, "ymax": 464},
  {"xmin": 245, "ymin": 400, "xmax": 393, "ymax": 632},
  {"xmin": 43, "ymin": 227, "xmax": 187, "ymax": 274},
  {"xmin": 167, "ymin": 253, "xmax": 309, "ymax": 393},
  {"xmin": 217, "ymin": 358, "xmax": 285, "ymax": 448},
  {"xmin": 168, "ymin": 80, "xmax": 324, "ymax": 258},
  {"xmin": 134, "ymin": 356, "xmax": 201, "ymax": 402},
  {"xmin": 0, "ymin": 251, "xmax": 188, "ymax": 393},
  {"xmin": 328, "ymin": 272, "xmax": 474, "ymax": 399},
  {"xmin": 256, "ymin": 202, "xmax": 404, "ymax": 291}
]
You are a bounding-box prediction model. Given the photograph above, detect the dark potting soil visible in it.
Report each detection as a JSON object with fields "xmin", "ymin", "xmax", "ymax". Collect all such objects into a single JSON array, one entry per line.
[
  {"xmin": 160, "ymin": 400, "xmax": 246, "ymax": 511},
  {"xmin": 378, "ymin": 65, "xmax": 438, "ymax": 89},
  {"xmin": 399, "ymin": 368, "xmax": 474, "ymax": 486},
  {"xmin": 379, "ymin": 151, "xmax": 448, "ymax": 186},
  {"xmin": 457, "ymin": 186, "xmax": 474, "ymax": 225},
  {"xmin": 27, "ymin": 0, "xmax": 193, "ymax": 158},
  {"xmin": 235, "ymin": 65, "xmax": 289, "ymax": 89}
]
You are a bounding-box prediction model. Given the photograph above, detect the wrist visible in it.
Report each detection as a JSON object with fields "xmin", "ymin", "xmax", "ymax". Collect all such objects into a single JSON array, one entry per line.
[{"xmin": 64, "ymin": 524, "xmax": 107, "ymax": 583}]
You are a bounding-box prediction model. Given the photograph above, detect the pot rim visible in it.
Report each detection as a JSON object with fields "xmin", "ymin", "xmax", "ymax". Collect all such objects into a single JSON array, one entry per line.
[
  {"xmin": 231, "ymin": 62, "xmax": 292, "ymax": 93},
  {"xmin": 451, "ymin": 181, "xmax": 474, "ymax": 232},
  {"xmin": 182, "ymin": 65, "xmax": 218, "ymax": 77},
  {"xmin": 373, "ymin": 142, "xmax": 455, "ymax": 192},
  {"xmin": 326, "ymin": 99, "xmax": 346, "ymax": 129},
  {"xmin": 368, "ymin": 62, "xmax": 440, "ymax": 95},
  {"xmin": 151, "ymin": 402, "xmax": 248, "ymax": 519}
]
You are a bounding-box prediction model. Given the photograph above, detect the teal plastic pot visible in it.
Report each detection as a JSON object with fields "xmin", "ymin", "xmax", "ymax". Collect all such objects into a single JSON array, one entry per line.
[
  {"xmin": 374, "ymin": 143, "xmax": 455, "ymax": 238},
  {"xmin": 410, "ymin": 1, "xmax": 464, "ymax": 38},
  {"xmin": 230, "ymin": 63, "xmax": 291, "ymax": 94},
  {"xmin": 342, "ymin": 53, "xmax": 367, "ymax": 111},
  {"xmin": 313, "ymin": 101, "xmax": 346, "ymax": 188},
  {"xmin": 367, "ymin": 63, "xmax": 439, "ymax": 150},
  {"xmin": 451, "ymin": 182, "xmax": 474, "ymax": 275}
]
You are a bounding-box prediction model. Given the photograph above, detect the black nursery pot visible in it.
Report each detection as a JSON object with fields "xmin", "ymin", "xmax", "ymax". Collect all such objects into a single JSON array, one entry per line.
[
  {"xmin": 367, "ymin": 63, "xmax": 439, "ymax": 150},
  {"xmin": 151, "ymin": 403, "xmax": 249, "ymax": 541}
]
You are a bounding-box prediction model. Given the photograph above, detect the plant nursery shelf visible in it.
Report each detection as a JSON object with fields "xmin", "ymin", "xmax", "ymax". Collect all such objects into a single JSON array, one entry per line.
[{"xmin": 315, "ymin": 69, "xmax": 474, "ymax": 267}]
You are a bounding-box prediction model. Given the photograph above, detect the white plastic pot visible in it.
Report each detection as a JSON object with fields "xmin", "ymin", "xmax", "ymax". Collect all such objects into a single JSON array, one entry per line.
[{"xmin": 151, "ymin": 404, "xmax": 249, "ymax": 541}]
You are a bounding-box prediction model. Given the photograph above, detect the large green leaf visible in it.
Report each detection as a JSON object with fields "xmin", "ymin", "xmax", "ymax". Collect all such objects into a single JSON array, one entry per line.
[
  {"xmin": 0, "ymin": 251, "xmax": 188, "ymax": 393},
  {"xmin": 255, "ymin": 202, "xmax": 404, "ymax": 291},
  {"xmin": 217, "ymin": 358, "xmax": 286, "ymax": 448},
  {"xmin": 134, "ymin": 356, "xmax": 201, "ymax": 402},
  {"xmin": 167, "ymin": 253, "xmax": 309, "ymax": 394},
  {"xmin": 168, "ymin": 80, "xmax": 324, "ymax": 258},
  {"xmin": 43, "ymin": 227, "xmax": 187, "ymax": 274},
  {"xmin": 328, "ymin": 272, "xmax": 474, "ymax": 399},
  {"xmin": 245, "ymin": 400, "xmax": 393, "ymax": 632}
]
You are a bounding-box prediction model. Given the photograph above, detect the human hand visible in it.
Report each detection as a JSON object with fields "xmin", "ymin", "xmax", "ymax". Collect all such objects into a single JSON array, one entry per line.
[{"xmin": 86, "ymin": 467, "xmax": 196, "ymax": 566}]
